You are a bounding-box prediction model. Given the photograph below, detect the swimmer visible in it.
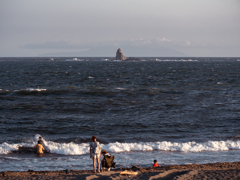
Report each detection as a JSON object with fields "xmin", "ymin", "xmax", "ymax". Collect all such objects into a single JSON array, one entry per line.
[
  {"xmin": 34, "ymin": 140, "xmax": 45, "ymax": 156},
  {"xmin": 38, "ymin": 136, "xmax": 45, "ymax": 146}
]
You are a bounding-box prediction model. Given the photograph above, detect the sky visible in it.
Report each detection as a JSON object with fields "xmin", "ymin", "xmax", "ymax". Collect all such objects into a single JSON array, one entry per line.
[{"xmin": 1, "ymin": 0, "xmax": 240, "ymax": 57}]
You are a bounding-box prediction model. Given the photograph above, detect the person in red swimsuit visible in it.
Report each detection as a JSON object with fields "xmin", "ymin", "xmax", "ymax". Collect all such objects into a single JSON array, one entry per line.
[{"xmin": 153, "ymin": 159, "xmax": 159, "ymax": 167}]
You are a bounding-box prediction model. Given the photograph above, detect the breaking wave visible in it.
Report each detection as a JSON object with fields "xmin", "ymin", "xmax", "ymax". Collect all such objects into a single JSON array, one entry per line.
[{"xmin": 1, "ymin": 140, "xmax": 240, "ymax": 155}]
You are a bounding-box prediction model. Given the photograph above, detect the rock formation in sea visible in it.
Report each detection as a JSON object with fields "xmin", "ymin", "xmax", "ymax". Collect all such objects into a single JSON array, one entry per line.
[
  {"xmin": 116, "ymin": 48, "xmax": 126, "ymax": 60},
  {"xmin": 115, "ymin": 48, "xmax": 141, "ymax": 61}
]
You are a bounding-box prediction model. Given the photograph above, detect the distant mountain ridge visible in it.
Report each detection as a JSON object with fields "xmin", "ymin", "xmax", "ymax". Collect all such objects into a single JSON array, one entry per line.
[{"xmin": 38, "ymin": 46, "xmax": 186, "ymax": 57}]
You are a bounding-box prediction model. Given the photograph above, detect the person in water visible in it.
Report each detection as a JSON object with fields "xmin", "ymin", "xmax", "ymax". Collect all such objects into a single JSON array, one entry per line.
[
  {"xmin": 38, "ymin": 136, "xmax": 44, "ymax": 146},
  {"xmin": 34, "ymin": 140, "xmax": 45, "ymax": 156},
  {"xmin": 37, "ymin": 136, "xmax": 50, "ymax": 153},
  {"xmin": 90, "ymin": 136, "xmax": 101, "ymax": 173},
  {"xmin": 153, "ymin": 159, "xmax": 159, "ymax": 167}
]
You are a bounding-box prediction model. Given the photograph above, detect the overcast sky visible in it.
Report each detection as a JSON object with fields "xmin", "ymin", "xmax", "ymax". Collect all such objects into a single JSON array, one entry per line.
[{"xmin": 1, "ymin": 0, "xmax": 240, "ymax": 57}]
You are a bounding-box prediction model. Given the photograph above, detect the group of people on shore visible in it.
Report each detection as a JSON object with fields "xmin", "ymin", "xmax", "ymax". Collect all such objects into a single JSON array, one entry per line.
[
  {"xmin": 89, "ymin": 135, "xmax": 158, "ymax": 173},
  {"xmin": 34, "ymin": 135, "xmax": 159, "ymax": 172},
  {"xmin": 34, "ymin": 135, "xmax": 115, "ymax": 172},
  {"xmin": 89, "ymin": 135, "xmax": 115, "ymax": 173}
]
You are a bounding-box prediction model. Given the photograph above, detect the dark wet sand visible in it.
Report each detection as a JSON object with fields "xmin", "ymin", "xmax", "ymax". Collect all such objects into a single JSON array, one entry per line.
[{"xmin": 1, "ymin": 162, "xmax": 240, "ymax": 180}]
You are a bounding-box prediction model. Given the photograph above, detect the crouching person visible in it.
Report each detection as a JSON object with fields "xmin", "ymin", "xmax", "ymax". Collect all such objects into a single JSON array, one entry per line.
[{"xmin": 101, "ymin": 150, "xmax": 116, "ymax": 172}]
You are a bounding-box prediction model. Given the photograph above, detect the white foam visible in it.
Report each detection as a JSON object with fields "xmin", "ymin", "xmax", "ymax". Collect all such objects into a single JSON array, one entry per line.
[
  {"xmin": 25, "ymin": 88, "xmax": 47, "ymax": 92},
  {"xmin": 66, "ymin": 58, "xmax": 84, "ymax": 61},
  {"xmin": 13, "ymin": 88, "xmax": 47, "ymax": 92},
  {"xmin": 217, "ymin": 82, "xmax": 227, "ymax": 85},
  {"xmin": 156, "ymin": 59, "xmax": 198, "ymax": 62},
  {"xmin": 1, "ymin": 140, "xmax": 240, "ymax": 155},
  {"xmin": 34, "ymin": 134, "xmax": 42, "ymax": 142},
  {"xmin": 115, "ymin": 87, "xmax": 126, "ymax": 90},
  {"xmin": 0, "ymin": 142, "xmax": 35, "ymax": 154},
  {"xmin": 47, "ymin": 141, "xmax": 89, "ymax": 155}
]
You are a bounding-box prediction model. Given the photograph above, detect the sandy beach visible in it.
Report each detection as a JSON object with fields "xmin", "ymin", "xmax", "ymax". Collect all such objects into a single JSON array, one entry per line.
[{"xmin": 1, "ymin": 162, "xmax": 239, "ymax": 180}]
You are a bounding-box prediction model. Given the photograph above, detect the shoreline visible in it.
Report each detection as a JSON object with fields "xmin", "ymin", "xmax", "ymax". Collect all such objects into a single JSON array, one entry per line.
[{"xmin": 1, "ymin": 161, "xmax": 239, "ymax": 180}]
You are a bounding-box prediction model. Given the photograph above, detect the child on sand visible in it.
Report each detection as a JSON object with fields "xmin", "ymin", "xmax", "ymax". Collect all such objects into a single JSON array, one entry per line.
[
  {"xmin": 153, "ymin": 159, "xmax": 159, "ymax": 167},
  {"xmin": 89, "ymin": 136, "xmax": 101, "ymax": 173}
]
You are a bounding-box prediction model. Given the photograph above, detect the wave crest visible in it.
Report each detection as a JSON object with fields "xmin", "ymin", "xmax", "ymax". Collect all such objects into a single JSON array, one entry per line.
[{"xmin": 1, "ymin": 140, "xmax": 240, "ymax": 155}]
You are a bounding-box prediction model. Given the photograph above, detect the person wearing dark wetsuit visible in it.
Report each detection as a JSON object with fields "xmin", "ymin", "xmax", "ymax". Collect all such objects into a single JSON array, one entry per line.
[{"xmin": 38, "ymin": 137, "xmax": 44, "ymax": 146}]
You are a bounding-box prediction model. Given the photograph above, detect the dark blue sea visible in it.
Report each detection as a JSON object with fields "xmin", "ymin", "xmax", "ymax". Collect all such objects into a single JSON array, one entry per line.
[{"xmin": 0, "ymin": 57, "xmax": 240, "ymax": 171}]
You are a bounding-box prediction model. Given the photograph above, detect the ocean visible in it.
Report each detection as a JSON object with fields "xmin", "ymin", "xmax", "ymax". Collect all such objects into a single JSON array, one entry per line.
[{"xmin": 0, "ymin": 57, "xmax": 240, "ymax": 171}]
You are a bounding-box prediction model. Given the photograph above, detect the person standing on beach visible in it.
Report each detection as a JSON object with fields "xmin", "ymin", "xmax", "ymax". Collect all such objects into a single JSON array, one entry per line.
[{"xmin": 90, "ymin": 136, "xmax": 101, "ymax": 173}]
